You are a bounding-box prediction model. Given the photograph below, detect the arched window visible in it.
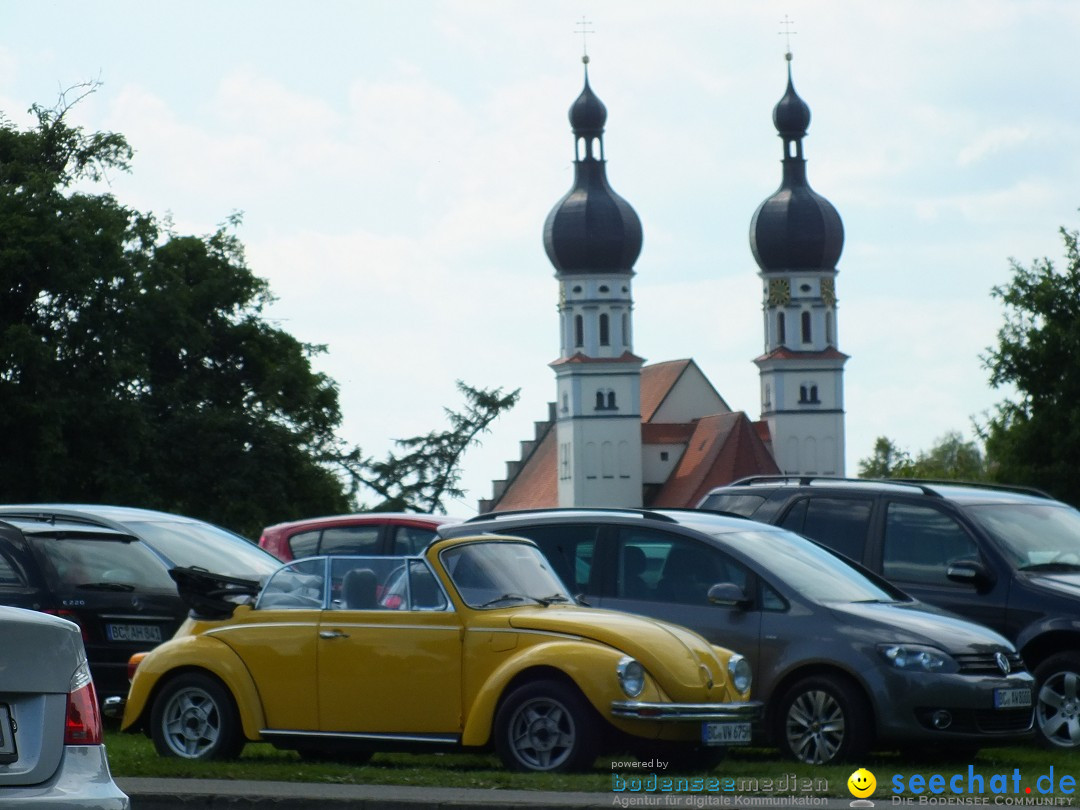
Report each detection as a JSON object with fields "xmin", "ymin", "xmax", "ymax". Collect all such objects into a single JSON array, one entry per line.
[
  {"xmin": 599, "ymin": 313, "xmax": 610, "ymax": 346},
  {"xmin": 607, "ymin": 391, "xmax": 616, "ymax": 409},
  {"xmin": 574, "ymin": 314, "xmax": 584, "ymax": 348},
  {"xmin": 826, "ymin": 311, "xmax": 834, "ymax": 345},
  {"xmin": 777, "ymin": 312, "xmax": 786, "ymax": 345},
  {"xmin": 799, "ymin": 385, "xmax": 808, "ymax": 403},
  {"xmin": 810, "ymin": 385, "xmax": 819, "ymax": 402},
  {"xmin": 801, "ymin": 311, "xmax": 812, "ymax": 343},
  {"xmin": 595, "ymin": 391, "xmax": 605, "ymax": 409}
]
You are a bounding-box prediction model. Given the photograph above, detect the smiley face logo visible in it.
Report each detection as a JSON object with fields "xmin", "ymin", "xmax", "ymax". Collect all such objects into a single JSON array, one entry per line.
[{"xmin": 848, "ymin": 768, "xmax": 876, "ymax": 799}]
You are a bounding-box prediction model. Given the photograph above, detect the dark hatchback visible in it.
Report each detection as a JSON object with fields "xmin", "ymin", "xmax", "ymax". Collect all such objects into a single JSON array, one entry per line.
[
  {"xmin": 0, "ymin": 518, "xmax": 184, "ymax": 700},
  {"xmin": 441, "ymin": 509, "xmax": 1034, "ymax": 765}
]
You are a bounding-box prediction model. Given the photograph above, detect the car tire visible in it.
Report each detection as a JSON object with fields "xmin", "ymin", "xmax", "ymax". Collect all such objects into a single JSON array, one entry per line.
[
  {"xmin": 493, "ymin": 679, "xmax": 600, "ymax": 772},
  {"xmin": 775, "ymin": 674, "xmax": 871, "ymax": 765},
  {"xmin": 1034, "ymin": 652, "xmax": 1080, "ymax": 749},
  {"xmin": 150, "ymin": 672, "xmax": 245, "ymax": 760}
]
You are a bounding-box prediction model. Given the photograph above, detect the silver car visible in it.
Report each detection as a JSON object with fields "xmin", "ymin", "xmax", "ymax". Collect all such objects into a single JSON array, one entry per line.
[{"xmin": 0, "ymin": 606, "xmax": 128, "ymax": 808}]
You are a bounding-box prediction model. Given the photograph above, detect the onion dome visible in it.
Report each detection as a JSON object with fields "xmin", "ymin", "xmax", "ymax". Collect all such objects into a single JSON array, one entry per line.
[
  {"xmin": 750, "ymin": 56, "xmax": 844, "ymax": 273},
  {"xmin": 543, "ymin": 61, "xmax": 642, "ymax": 275}
]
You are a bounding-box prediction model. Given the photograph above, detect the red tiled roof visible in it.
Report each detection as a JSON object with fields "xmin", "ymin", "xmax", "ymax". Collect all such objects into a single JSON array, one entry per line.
[
  {"xmin": 640, "ymin": 359, "xmax": 692, "ymax": 421},
  {"xmin": 642, "ymin": 422, "xmax": 695, "ymax": 444},
  {"xmin": 647, "ymin": 412, "xmax": 780, "ymax": 508},
  {"xmin": 491, "ymin": 429, "xmax": 558, "ymax": 510},
  {"xmin": 550, "ymin": 351, "xmax": 646, "ymax": 367},
  {"xmin": 753, "ymin": 346, "xmax": 849, "ymax": 363}
]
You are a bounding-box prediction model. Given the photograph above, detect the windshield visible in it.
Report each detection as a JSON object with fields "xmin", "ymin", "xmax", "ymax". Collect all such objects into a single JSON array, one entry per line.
[
  {"xmin": 715, "ymin": 528, "xmax": 901, "ymax": 603},
  {"xmin": 125, "ymin": 520, "xmax": 278, "ymax": 577},
  {"xmin": 965, "ymin": 503, "xmax": 1080, "ymax": 569},
  {"xmin": 440, "ymin": 541, "xmax": 572, "ymax": 609}
]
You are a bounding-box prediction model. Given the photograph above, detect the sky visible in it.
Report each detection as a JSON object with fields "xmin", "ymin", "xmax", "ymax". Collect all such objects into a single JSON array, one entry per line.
[{"xmin": 3, "ymin": 1, "xmax": 1079, "ymax": 518}]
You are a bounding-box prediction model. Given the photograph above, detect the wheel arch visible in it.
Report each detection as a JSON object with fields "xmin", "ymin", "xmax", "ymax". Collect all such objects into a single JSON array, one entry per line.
[{"xmin": 765, "ymin": 663, "xmax": 877, "ymax": 742}]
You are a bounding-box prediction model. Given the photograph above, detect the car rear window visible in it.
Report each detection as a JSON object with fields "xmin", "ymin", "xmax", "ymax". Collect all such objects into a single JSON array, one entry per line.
[
  {"xmin": 32, "ymin": 536, "xmax": 176, "ymax": 591},
  {"xmin": 699, "ymin": 493, "xmax": 766, "ymax": 517}
]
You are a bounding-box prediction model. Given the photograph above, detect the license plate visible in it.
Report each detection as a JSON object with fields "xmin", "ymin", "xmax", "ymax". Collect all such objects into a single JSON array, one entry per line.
[
  {"xmin": 0, "ymin": 704, "xmax": 17, "ymax": 764},
  {"xmin": 701, "ymin": 721, "xmax": 752, "ymax": 746},
  {"xmin": 106, "ymin": 623, "xmax": 163, "ymax": 643},
  {"xmin": 994, "ymin": 687, "xmax": 1032, "ymax": 709}
]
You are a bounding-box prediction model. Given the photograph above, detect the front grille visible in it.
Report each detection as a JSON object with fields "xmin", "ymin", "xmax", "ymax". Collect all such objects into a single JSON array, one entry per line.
[{"xmin": 955, "ymin": 651, "xmax": 1026, "ymax": 675}]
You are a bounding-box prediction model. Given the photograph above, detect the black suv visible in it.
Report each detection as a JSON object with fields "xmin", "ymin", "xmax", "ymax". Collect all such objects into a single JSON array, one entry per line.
[
  {"xmin": 440, "ymin": 508, "xmax": 1034, "ymax": 764},
  {"xmin": 0, "ymin": 517, "xmax": 186, "ymax": 699},
  {"xmin": 699, "ymin": 476, "xmax": 1080, "ymax": 750}
]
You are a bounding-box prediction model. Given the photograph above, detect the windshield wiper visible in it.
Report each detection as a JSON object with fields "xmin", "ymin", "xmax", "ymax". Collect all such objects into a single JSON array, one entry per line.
[
  {"xmin": 1019, "ymin": 562, "xmax": 1080, "ymax": 572},
  {"xmin": 478, "ymin": 593, "xmax": 547, "ymax": 608},
  {"xmin": 75, "ymin": 582, "xmax": 136, "ymax": 591},
  {"xmin": 536, "ymin": 593, "xmax": 572, "ymax": 605}
]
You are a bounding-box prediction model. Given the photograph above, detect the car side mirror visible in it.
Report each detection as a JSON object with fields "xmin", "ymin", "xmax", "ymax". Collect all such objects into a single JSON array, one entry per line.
[
  {"xmin": 707, "ymin": 582, "xmax": 751, "ymax": 609},
  {"xmin": 946, "ymin": 559, "xmax": 992, "ymax": 590}
]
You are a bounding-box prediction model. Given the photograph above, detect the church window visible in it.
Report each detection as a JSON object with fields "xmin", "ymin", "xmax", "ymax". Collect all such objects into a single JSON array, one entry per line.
[
  {"xmin": 660, "ymin": 451, "xmax": 669, "ymax": 462},
  {"xmin": 777, "ymin": 312, "xmax": 786, "ymax": 345},
  {"xmin": 826, "ymin": 311, "xmax": 834, "ymax": 345},
  {"xmin": 801, "ymin": 311, "xmax": 812, "ymax": 343},
  {"xmin": 574, "ymin": 314, "xmax": 583, "ymax": 348},
  {"xmin": 621, "ymin": 313, "xmax": 629, "ymax": 347},
  {"xmin": 607, "ymin": 391, "xmax": 616, "ymax": 409},
  {"xmin": 810, "ymin": 385, "xmax": 819, "ymax": 402},
  {"xmin": 573, "ymin": 285, "xmax": 582, "ymax": 293},
  {"xmin": 764, "ymin": 384, "xmax": 772, "ymax": 408},
  {"xmin": 599, "ymin": 285, "xmax": 609, "ymax": 293},
  {"xmin": 595, "ymin": 391, "xmax": 605, "ymax": 409},
  {"xmin": 561, "ymin": 393, "xmax": 569, "ymax": 413},
  {"xmin": 599, "ymin": 313, "xmax": 610, "ymax": 346}
]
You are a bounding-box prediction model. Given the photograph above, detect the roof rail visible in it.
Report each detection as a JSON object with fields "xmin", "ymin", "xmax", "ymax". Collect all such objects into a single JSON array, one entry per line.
[
  {"xmin": 727, "ymin": 475, "xmax": 945, "ymax": 497},
  {"xmin": 0, "ymin": 510, "xmax": 113, "ymax": 528},
  {"xmin": 890, "ymin": 478, "xmax": 1054, "ymax": 499},
  {"xmin": 464, "ymin": 507, "xmax": 678, "ymax": 524}
]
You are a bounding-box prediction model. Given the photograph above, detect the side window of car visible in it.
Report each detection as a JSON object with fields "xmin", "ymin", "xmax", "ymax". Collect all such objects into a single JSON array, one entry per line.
[
  {"xmin": 288, "ymin": 530, "xmax": 320, "ymax": 559},
  {"xmin": 320, "ymin": 526, "xmax": 382, "ymax": 555},
  {"xmin": 407, "ymin": 560, "xmax": 448, "ymax": 611},
  {"xmin": 392, "ymin": 526, "xmax": 437, "ymax": 555},
  {"xmin": 784, "ymin": 497, "xmax": 873, "ymax": 563},
  {"xmin": 505, "ymin": 524, "xmax": 598, "ymax": 593},
  {"xmin": 616, "ymin": 529, "xmax": 747, "ymax": 606},
  {"xmin": 882, "ymin": 502, "xmax": 980, "ymax": 587},
  {"xmin": 328, "ymin": 556, "xmax": 413, "ymax": 610},
  {"xmin": 258, "ymin": 558, "xmax": 326, "ymax": 609}
]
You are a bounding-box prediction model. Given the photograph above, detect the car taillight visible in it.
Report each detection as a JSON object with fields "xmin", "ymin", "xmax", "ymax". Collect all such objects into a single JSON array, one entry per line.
[
  {"xmin": 42, "ymin": 609, "xmax": 89, "ymax": 642},
  {"xmin": 65, "ymin": 661, "xmax": 102, "ymax": 745}
]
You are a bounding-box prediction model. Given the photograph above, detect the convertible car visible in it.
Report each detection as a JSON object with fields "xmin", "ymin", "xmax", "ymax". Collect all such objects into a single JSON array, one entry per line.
[{"xmin": 114, "ymin": 535, "xmax": 760, "ymax": 771}]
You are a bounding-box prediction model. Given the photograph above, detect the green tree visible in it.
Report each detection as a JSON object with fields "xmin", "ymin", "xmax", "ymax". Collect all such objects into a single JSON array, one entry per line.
[
  {"xmin": 345, "ymin": 381, "xmax": 520, "ymax": 514},
  {"xmin": 982, "ymin": 221, "xmax": 1080, "ymax": 504},
  {"xmin": 0, "ymin": 89, "xmax": 352, "ymax": 535},
  {"xmin": 858, "ymin": 432, "xmax": 987, "ymax": 481},
  {"xmin": 858, "ymin": 437, "xmax": 914, "ymax": 478}
]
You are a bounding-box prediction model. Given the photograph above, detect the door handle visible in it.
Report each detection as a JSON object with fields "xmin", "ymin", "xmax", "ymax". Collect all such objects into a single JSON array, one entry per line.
[{"xmin": 319, "ymin": 629, "xmax": 349, "ymax": 639}]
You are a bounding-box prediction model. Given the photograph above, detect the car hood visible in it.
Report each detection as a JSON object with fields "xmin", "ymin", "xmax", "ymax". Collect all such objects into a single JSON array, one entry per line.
[
  {"xmin": 830, "ymin": 600, "xmax": 1013, "ymax": 653},
  {"xmin": 507, "ymin": 606, "xmax": 728, "ymax": 700},
  {"xmin": 1020, "ymin": 570, "xmax": 1080, "ymax": 600}
]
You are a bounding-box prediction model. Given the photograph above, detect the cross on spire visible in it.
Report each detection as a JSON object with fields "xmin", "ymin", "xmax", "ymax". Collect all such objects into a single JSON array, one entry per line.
[
  {"xmin": 575, "ymin": 16, "xmax": 595, "ymax": 63},
  {"xmin": 779, "ymin": 14, "xmax": 797, "ymax": 60}
]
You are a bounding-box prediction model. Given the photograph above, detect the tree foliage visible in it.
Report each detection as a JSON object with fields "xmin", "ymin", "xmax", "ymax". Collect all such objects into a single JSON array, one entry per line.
[
  {"xmin": 982, "ymin": 222, "xmax": 1080, "ymax": 504},
  {"xmin": 0, "ymin": 90, "xmax": 519, "ymax": 535},
  {"xmin": 343, "ymin": 382, "xmax": 521, "ymax": 514},
  {"xmin": 858, "ymin": 432, "xmax": 986, "ymax": 481}
]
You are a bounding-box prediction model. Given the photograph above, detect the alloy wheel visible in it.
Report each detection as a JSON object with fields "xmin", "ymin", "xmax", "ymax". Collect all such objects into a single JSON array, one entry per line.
[{"xmin": 785, "ymin": 688, "xmax": 845, "ymax": 764}]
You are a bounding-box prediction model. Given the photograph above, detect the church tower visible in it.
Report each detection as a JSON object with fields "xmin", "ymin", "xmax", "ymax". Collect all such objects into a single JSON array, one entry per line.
[
  {"xmin": 750, "ymin": 52, "xmax": 848, "ymax": 476},
  {"xmin": 543, "ymin": 57, "xmax": 644, "ymax": 507}
]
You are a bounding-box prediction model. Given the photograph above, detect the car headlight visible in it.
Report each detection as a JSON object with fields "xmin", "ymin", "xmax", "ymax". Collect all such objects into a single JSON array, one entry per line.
[
  {"xmin": 879, "ymin": 644, "xmax": 958, "ymax": 673},
  {"xmin": 617, "ymin": 656, "xmax": 646, "ymax": 697},
  {"xmin": 728, "ymin": 653, "xmax": 752, "ymax": 693}
]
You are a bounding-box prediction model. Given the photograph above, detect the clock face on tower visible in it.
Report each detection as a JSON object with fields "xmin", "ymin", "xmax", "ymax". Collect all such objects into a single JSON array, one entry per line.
[
  {"xmin": 767, "ymin": 278, "xmax": 791, "ymax": 307},
  {"xmin": 821, "ymin": 278, "xmax": 836, "ymax": 307}
]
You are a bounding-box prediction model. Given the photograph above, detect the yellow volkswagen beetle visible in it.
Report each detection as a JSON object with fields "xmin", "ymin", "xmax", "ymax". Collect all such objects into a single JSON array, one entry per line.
[{"xmin": 117, "ymin": 535, "xmax": 760, "ymax": 772}]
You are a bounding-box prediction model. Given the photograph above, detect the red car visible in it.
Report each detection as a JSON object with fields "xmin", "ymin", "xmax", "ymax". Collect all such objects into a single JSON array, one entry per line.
[{"xmin": 258, "ymin": 513, "xmax": 461, "ymax": 562}]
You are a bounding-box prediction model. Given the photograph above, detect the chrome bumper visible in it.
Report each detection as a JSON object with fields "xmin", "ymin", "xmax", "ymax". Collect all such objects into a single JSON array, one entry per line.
[
  {"xmin": 610, "ymin": 699, "xmax": 762, "ymax": 722},
  {"xmin": 102, "ymin": 696, "xmax": 126, "ymax": 720}
]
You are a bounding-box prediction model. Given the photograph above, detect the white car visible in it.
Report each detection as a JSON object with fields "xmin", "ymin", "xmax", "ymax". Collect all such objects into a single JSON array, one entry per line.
[{"xmin": 0, "ymin": 606, "xmax": 128, "ymax": 808}]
